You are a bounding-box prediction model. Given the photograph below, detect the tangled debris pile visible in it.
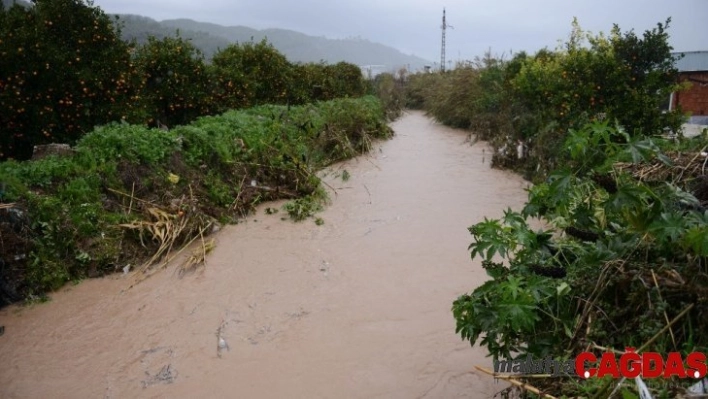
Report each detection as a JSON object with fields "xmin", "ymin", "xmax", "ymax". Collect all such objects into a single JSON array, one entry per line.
[{"xmin": 616, "ymin": 147, "xmax": 708, "ymax": 206}]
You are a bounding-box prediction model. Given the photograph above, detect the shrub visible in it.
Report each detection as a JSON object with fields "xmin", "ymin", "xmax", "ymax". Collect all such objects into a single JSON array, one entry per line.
[
  {"xmin": 510, "ymin": 19, "xmax": 684, "ymax": 177},
  {"xmin": 0, "ymin": 0, "xmax": 133, "ymax": 160},
  {"xmin": 454, "ymin": 121, "xmax": 708, "ymax": 396},
  {"xmin": 413, "ymin": 19, "xmax": 686, "ymax": 181},
  {"xmin": 371, "ymin": 72, "xmax": 405, "ymax": 120},
  {"xmin": 210, "ymin": 39, "xmax": 292, "ymax": 111},
  {"xmin": 323, "ymin": 62, "xmax": 367, "ymax": 99},
  {"xmin": 130, "ymin": 35, "xmax": 213, "ymax": 127}
]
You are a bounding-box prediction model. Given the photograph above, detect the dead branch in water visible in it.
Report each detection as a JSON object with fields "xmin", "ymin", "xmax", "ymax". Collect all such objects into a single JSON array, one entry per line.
[
  {"xmin": 117, "ymin": 186, "xmax": 216, "ymax": 288},
  {"xmin": 178, "ymin": 236, "xmax": 215, "ymax": 278}
]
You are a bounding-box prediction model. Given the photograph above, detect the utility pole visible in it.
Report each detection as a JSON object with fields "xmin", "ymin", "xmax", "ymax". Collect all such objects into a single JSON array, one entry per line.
[{"xmin": 440, "ymin": 8, "xmax": 452, "ymax": 73}]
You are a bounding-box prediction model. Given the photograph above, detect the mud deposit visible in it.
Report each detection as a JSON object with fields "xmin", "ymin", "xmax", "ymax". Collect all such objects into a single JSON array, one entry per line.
[{"xmin": 0, "ymin": 111, "xmax": 530, "ymax": 398}]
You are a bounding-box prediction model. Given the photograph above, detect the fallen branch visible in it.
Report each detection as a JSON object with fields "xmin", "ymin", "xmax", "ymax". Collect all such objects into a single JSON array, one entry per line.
[
  {"xmin": 127, "ymin": 221, "xmax": 212, "ymax": 289},
  {"xmin": 108, "ymin": 187, "xmax": 156, "ymax": 207},
  {"xmin": 128, "ymin": 182, "xmax": 135, "ymax": 215},
  {"xmin": 591, "ymin": 343, "xmax": 626, "ymax": 356},
  {"xmin": 230, "ymin": 175, "xmax": 247, "ymax": 214},
  {"xmin": 474, "ymin": 366, "xmax": 558, "ymax": 399}
]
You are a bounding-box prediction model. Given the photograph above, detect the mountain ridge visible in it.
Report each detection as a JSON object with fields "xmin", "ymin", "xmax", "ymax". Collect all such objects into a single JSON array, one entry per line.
[
  {"xmin": 154, "ymin": 18, "xmax": 431, "ymax": 71},
  {"xmin": 1, "ymin": 1, "xmax": 431, "ymax": 72}
]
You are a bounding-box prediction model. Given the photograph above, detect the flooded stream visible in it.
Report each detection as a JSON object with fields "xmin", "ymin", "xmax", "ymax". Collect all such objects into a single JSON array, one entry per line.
[{"xmin": 0, "ymin": 111, "xmax": 531, "ymax": 398}]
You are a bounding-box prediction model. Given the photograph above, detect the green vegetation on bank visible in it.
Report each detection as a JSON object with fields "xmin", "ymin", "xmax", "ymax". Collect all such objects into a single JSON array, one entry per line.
[
  {"xmin": 455, "ymin": 124, "xmax": 707, "ymax": 397},
  {"xmin": 408, "ymin": 18, "xmax": 685, "ymax": 181},
  {"xmin": 0, "ymin": 0, "xmax": 404, "ymax": 307},
  {"xmin": 0, "ymin": 96, "xmax": 393, "ymax": 305},
  {"xmin": 0, "ymin": 0, "xmax": 369, "ymax": 161},
  {"xmin": 371, "ymin": 71, "xmax": 407, "ymax": 121},
  {"xmin": 405, "ymin": 19, "xmax": 708, "ymax": 398}
]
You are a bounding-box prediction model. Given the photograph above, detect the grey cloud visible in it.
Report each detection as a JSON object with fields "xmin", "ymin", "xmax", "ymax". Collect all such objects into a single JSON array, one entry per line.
[{"xmin": 94, "ymin": 0, "xmax": 708, "ymax": 62}]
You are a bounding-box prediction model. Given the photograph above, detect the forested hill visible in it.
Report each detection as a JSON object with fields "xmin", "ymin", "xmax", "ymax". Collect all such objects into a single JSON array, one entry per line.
[
  {"xmin": 117, "ymin": 15, "xmax": 430, "ymax": 70},
  {"xmin": 2, "ymin": 1, "xmax": 430, "ymax": 70},
  {"xmin": 114, "ymin": 14, "xmax": 232, "ymax": 59},
  {"xmin": 158, "ymin": 18, "xmax": 431, "ymax": 70}
]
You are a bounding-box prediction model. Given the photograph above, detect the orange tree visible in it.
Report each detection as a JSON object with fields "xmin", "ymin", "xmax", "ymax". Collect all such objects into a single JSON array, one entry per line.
[
  {"xmin": 415, "ymin": 20, "xmax": 685, "ymax": 179},
  {"xmin": 288, "ymin": 62, "xmax": 327, "ymax": 104},
  {"xmin": 510, "ymin": 19, "xmax": 684, "ymax": 176},
  {"xmin": 209, "ymin": 39, "xmax": 291, "ymax": 112},
  {"xmin": 130, "ymin": 36, "xmax": 212, "ymax": 128},
  {"xmin": 322, "ymin": 62, "xmax": 366, "ymax": 100},
  {"xmin": 288, "ymin": 61, "xmax": 367, "ymax": 105},
  {"xmin": 0, "ymin": 0, "xmax": 133, "ymax": 160}
]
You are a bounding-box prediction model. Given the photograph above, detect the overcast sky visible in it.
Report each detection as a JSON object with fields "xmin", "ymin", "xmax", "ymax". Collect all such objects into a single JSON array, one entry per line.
[{"xmin": 94, "ymin": 0, "xmax": 707, "ymax": 63}]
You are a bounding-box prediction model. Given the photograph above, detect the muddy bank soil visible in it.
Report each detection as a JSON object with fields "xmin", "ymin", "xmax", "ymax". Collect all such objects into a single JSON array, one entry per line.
[{"xmin": 0, "ymin": 111, "xmax": 530, "ymax": 398}]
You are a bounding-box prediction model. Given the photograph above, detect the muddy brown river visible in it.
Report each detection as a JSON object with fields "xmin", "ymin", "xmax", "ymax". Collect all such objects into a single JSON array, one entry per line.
[{"xmin": 0, "ymin": 111, "xmax": 530, "ymax": 398}]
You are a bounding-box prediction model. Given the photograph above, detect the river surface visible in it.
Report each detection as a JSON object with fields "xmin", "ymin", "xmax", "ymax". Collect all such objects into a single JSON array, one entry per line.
[{"xmin": 0, "ymin": 111, "xmax": 530, "ymax": 398}]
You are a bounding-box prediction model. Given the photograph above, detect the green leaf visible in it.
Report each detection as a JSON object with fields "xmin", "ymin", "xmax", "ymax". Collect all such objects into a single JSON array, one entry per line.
[
  {"xmin": 504, "ymin": 275, "xmax": 524, "ymax": 300},
  {"xmin": 502, "ymin": 303, "xmax": 538, "ymax": 330},
  {"xmin": 649, "ymin": 211, "xmax": 687, "ymax": 242},
  {"xmin": 682, "ymin": 226, "xmax": 708, "ymax": 256},
  {"xmin": 548, "ymin": 169, "xmax": 574, "ymax": 201},
  {"xmin": 656, "ymin": 152, "xmax": 673, "ymax": 166},
  {"xmin": 665, "ymin": 183, "xmax": 700, "ymax": 207},
  {"xmin": 606, "ymin": 183, "xmax": 646, "ymax": 212},
  {"xmin": 624, "ymin": 138, "xmax": 663, "ymax": 164},
  {"xmin": 564, "ymin": 324, "xmax": 574, "ymax": 338},
  {"xmin": 502, "ymin": 208, "xmax": 526, "ymax": 227},
  {"xmin": 566, "ymin": 128, "xmax": 590, "ymax": 160},
  {"xmin": 621, "ymin": 388, "xmax": 639, "ymax": 399},
  {"xmin": 468, "ymin": 218, "xmax": 512, "ymax": 261}
]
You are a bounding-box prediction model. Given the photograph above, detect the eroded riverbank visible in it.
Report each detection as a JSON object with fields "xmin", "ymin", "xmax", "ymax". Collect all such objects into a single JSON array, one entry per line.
[{"xmin": 0, "ymin": 111, "xmax": 530, "ymax": 398}]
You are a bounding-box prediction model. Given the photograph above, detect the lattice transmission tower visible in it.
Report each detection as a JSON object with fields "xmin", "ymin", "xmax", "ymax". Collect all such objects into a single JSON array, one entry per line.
[{"xmin": 440, "ymin": 8, "xmax": 453, "ymax": 72}]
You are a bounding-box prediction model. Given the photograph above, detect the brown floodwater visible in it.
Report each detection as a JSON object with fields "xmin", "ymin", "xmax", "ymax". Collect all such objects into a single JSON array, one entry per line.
[{"xmin": 0, "ymin": 111, "xmax": 530, "ymax": 398}]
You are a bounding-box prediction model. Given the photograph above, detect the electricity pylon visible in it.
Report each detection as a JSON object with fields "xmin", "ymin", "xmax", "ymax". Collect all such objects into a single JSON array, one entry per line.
[{"xmin": 440, "ymin": 8, "xmax": 453, "ymax": 72}]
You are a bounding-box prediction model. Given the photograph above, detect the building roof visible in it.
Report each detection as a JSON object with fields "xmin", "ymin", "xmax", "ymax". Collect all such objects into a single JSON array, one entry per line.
[{"xmin": 672, "ymin": 51, "xmax": 708, "ymax": 72}]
